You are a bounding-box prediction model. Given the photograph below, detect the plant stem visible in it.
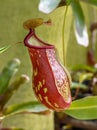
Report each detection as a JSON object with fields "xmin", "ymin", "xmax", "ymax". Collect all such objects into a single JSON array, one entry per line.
[{"xmin": 62, "ymin": 6, "xmax": 68, "ymax": 66}]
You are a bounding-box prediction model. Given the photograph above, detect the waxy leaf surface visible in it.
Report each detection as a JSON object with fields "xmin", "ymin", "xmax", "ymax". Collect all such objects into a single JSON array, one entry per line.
[
  {"xmin": 39, "ymin": 0, "xmax": 61, "ymax": 13},
  {"xmin": 71, "ymin": 0, "xmax": 89, "ymax": 47}
]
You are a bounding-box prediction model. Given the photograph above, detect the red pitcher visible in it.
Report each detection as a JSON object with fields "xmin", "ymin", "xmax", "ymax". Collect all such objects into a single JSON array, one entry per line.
[{"xmin": 24, "ymin": 29, "xmax": 72, "ymax": 111}]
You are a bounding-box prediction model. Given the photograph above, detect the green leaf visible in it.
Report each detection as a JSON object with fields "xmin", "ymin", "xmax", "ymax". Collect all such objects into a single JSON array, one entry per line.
[
  {"xmin": 79, "ymin": 73, "xmax": 93, "ymax": 83},
  {"xmin": 81, "ymin": 0, "xmax": 97, "ymax": 6},
  {"xmin": 0, "ymin": 58, "xmax": 20, "ymax": 95},
  {"xmin": 71, "ymin": 64, "xmax": 97, "ymax": 73},
  {"xmin": 71, "ymin": 0, "xmax": 89, "ymax": 47},
  {"xmin": 39, "ymin": 0, "xmax": 61, "ymax": 13},
  {"xmin": 71, "ymin": 82, "xmax": 87, "ymax": 90},
  {"xmin": 2, "ymin": 101, "xmax": 49, "ymax": 118},
  {"xmin": 66, "ymin": 0, "xmax": 71, "ymax": 5},
  {"xmin": 0, "ymin": 74, "xmax": 29, "ymax": 108},
  {"xmin": 65, "ymin": 96, "xmax": 97, "ymax": 120},
  {"xmin": 0, "ymin": 45, "xmax": 11, "ymax": 54}
]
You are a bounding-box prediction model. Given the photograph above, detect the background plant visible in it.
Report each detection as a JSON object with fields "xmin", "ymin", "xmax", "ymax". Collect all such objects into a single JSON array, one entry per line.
[
  {"xmin": 0, "ymin": 58, "xmax": 50, "ymax": 130},
  {"xmin": 37, "ymin": 0, "xmax": 97, "ymax": 120},
  {"xmin": 0, "ymin": 0, "xmax": 97, "ymax": 130}
]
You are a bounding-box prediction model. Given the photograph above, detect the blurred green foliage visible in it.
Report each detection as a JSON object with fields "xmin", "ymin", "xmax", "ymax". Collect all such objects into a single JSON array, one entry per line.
[
  {"xmin": 0, "ymin": 0, "xmax": 97, "ymax": 130},
  {"xmin": 0, "ymin": 58, "xmax": 50, "ymax": 130}
]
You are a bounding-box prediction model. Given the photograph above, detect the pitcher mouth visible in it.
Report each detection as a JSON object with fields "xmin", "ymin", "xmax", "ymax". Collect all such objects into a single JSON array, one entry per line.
[{"xmin": 24, "ymin": 29, "xmax": 55, "ymax": 49}]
